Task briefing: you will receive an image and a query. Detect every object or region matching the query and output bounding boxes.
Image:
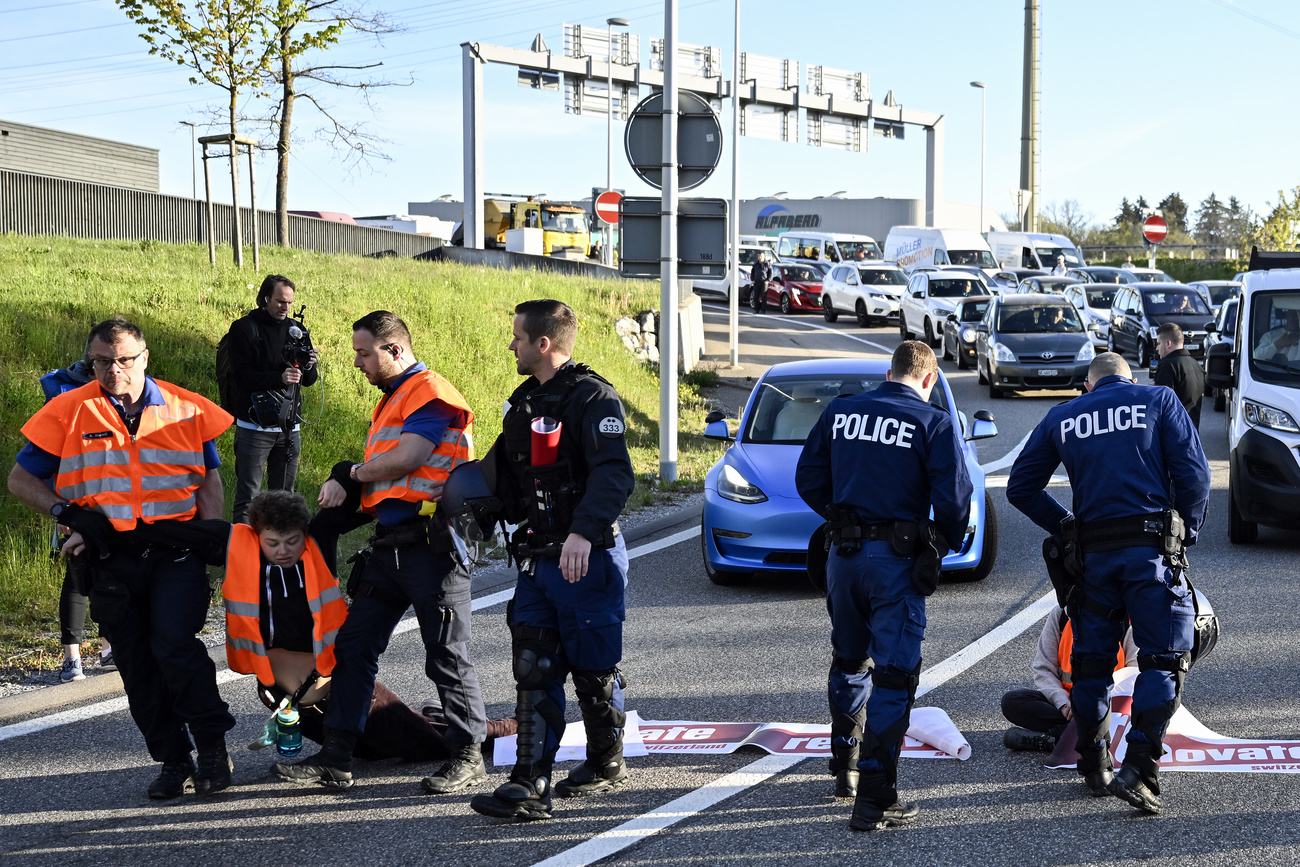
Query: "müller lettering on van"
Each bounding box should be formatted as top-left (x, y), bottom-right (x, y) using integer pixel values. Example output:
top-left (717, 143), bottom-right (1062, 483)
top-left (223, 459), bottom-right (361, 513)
top-left (1204, 251), bottom-right (1300, 543)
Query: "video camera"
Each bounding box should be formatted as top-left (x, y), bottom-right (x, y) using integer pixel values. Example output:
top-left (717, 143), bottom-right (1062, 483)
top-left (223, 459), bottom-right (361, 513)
top-left (284, 305), bottom-right (314, 369)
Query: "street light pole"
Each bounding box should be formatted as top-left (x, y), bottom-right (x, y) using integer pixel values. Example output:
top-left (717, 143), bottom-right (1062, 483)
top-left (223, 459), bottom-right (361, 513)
top-left (606, 16), bottom-right (630, 268)
top-left (179, 120), bottom-right (197, 199)
top-left (729, 0), bottom-right (740, 367)
top-left (970, 82), bottom-right (985, 235)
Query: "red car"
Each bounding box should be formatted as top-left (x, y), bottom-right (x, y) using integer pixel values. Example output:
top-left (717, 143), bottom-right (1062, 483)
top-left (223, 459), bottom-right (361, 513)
top-left (761, 263), bottom-right (826, 314)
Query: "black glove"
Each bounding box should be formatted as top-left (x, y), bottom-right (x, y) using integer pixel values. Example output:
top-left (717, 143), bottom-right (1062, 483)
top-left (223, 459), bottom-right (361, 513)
top-left (58, 504), bottom-right (117, 554)
top-left (329, 460), bottom-right (364, 501)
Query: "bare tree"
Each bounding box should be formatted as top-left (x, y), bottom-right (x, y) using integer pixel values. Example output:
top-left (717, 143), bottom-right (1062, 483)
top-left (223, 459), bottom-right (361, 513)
top-left (260, 0), bottom-right (406, 245)
top-left (1039, 199), bottom-right (1093, 241)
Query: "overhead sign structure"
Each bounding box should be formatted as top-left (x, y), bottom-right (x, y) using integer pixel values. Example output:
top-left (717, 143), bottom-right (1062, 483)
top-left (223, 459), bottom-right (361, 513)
top-left (624, 90), bottom-right (723, 191)
top-left (1142, 214), bottom-right (1168, 245)
top-left (595, 190), bottom-right (622, 225)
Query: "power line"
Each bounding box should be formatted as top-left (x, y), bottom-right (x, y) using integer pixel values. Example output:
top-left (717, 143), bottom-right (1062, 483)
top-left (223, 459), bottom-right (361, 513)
top-left (1205, 0), bottom-right (1300, 41)
top-left (0, 0), bottom-right (102, 14)
top-left (0, 20), bottom-right (130, 44)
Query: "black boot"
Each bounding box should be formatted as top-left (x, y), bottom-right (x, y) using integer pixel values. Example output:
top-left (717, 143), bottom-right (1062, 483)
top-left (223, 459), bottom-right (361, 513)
top-left (557, 669), bottom-right (628, 798)
top-left (471, 773), bottom-right (553, 821)
top-left (1075, 737), bottom-right (1116, 798)
top-left (828, 689), bottom-right (866, 800)
top-left (147, 758), bottom-right (196, 800)
top-left (471, 684), bottom-right (561, 820)
top-left (193, 736), bottom-right (233, 795)
top-left (421, 743), bottom-right (488, 794)
top-left (848, 770), bottom-right (919, 832)
top-left (1003, 727), bottom-right (1057, 753)
top-left (1109, 741), bottom-right (1163, 814)
top-left (272, 727), bottom-right (357, 790)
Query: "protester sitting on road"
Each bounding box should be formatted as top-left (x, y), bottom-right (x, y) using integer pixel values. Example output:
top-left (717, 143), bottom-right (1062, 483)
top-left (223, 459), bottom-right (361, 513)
top-left (226, 490), bottom-right (516, 766)
top-left (1001, 604), bottom-right (1137, 752)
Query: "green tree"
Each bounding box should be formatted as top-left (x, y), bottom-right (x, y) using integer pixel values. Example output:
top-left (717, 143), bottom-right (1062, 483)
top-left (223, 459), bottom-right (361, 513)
top-left (1193, 192), bottom-right (1226, 245)
top-left (1246, 185), bottom-right (1300, 252)
top-left (1157, 192), bottom-right (1189, 234)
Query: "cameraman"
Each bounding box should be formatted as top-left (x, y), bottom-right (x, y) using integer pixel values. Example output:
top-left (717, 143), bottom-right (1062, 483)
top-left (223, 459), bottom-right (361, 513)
top-left (227, 275), bottom-right (318, 524)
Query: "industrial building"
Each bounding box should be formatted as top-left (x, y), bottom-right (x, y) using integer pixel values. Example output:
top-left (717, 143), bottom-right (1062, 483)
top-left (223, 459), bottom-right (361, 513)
top-left (0, 119), bottom-right (159, 192)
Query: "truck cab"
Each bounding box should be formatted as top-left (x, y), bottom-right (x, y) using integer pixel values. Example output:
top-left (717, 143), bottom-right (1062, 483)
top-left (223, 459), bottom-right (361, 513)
top-left (1206, 253), bottom-right (1300, 542)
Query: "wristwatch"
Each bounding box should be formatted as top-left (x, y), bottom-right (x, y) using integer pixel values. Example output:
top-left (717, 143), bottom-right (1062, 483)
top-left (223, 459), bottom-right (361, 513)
top-left (350, 463), bottom-right (362, 482)
top-left (50, 501), bottom-right (73, 520)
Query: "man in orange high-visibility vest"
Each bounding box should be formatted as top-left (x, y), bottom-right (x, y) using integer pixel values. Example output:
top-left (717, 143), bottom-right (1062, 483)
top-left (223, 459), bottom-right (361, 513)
top-left (272, 310), bottom-right (487, 793)
top-left (8, 318), bottom-right (234, 801)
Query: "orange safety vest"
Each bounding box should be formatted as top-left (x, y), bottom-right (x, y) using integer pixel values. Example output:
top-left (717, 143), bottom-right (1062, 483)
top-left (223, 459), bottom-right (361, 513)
top-left (360, 369), bottom-right (474, 513)
top-left (222, 524), bottom-right (347, 686)
top-left (22, 379), bottom-right (232, 531)
top-left (1057, 619), bottom-right (1127, 692)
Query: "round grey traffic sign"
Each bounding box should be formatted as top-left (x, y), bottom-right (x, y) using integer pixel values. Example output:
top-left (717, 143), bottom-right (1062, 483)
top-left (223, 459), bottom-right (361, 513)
top-left (624, 90), bottom-right (722, 191)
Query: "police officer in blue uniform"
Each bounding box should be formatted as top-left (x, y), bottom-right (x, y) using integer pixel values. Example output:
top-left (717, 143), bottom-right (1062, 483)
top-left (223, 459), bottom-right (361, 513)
top-left (1007, 352), bottom-right (1209, 813)
top-left (797, 341), bottom-right (972, 832)
top-left (470, 299), bottom-right (635, 822)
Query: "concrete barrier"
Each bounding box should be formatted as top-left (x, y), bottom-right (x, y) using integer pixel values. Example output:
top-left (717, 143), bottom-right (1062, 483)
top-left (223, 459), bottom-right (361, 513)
top-left (418, 245), bottom-right (626, 280)
top-left (679, 288), bottom-right (705, 373)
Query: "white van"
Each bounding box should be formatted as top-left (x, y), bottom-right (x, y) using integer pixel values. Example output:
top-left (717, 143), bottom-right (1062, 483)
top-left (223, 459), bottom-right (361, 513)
top-left (883, 227), bottom-right (998, 277)
top-left (986, 231), bottom-right (1084, 272)
top-left (1205, 252), bottom-right (1300, 543)
top-left (774, 231), bottom-right (883, 268)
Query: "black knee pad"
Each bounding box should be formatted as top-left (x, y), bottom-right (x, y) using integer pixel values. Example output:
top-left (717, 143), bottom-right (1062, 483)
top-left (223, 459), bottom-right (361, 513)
top-left (572, 668), bottom-right (621, 703)
top-left (871, 666), bottom-right (920, 694)
top-left (832, 655), bottom-right (872, 676)
top-left (1137, 652), bottom-right (1191, 675)
top-left (513, 626), bottom-right (565, 690)
top-left (1071, 652), bottom-right (1118, 681)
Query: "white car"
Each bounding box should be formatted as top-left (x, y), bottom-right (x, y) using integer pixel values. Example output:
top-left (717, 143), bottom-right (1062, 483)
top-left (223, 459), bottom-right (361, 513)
top-left (1060, 282), bottom-right (1118, 349)
top-left (821, 263), bottom-right (908, 326)
top-left (899, 270), bottom-right (991, 347)
top-left (1126, 267), bottom-right (1175, 283)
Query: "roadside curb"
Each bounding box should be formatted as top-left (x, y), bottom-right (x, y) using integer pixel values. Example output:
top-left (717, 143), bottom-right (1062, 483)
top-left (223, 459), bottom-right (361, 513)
top-left (0, 501), bottom-right (705, 727)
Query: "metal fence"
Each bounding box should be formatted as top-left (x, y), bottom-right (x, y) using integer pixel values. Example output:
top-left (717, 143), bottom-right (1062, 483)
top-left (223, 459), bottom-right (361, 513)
top-left (0, 168), bottom-right (442, 258)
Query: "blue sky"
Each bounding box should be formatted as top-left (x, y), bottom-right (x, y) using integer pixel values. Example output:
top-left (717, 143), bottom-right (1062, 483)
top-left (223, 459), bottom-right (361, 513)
top-left (2, 0), bottom-right (1298, 228)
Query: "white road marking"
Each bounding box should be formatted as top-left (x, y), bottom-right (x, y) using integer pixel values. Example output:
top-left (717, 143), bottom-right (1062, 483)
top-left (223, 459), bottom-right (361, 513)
top-left (700, 302), bottom-right (895, 355)
top-left (527, 590), bottom-right (1056, 867)
top-left (979, 429), bottom-right (1034, 474)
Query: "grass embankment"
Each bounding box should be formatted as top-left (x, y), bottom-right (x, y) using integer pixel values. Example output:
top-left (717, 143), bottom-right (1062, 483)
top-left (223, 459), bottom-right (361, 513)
top-left (0, 234), bottom-right (724, 673)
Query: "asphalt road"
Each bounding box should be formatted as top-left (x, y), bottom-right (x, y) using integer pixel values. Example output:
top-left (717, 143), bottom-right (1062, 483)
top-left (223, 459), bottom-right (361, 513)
top-left (3, 303), bottom-right (1300, 866)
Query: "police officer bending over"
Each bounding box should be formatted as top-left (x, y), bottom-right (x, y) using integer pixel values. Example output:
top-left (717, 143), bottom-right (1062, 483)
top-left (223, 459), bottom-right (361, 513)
top-left (470, 299), bottom-right (635, 822)
top-left (273, 311), bottom-right (489, 793)
top-left (796, 341), bottom-right (972, 832)
top-left (1007, 352), bottom-right (1209, 813)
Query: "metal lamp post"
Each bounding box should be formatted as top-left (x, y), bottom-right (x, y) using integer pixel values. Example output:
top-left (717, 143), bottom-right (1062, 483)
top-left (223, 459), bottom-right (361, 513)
top-left (179, 120), bottom-right (197, 199)
top-left (606, 16), bottom-right (630, 267)
top-left (970, 81), bottom-right (985, 234)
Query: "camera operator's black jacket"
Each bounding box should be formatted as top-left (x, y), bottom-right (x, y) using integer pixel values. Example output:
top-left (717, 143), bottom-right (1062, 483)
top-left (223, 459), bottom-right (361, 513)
top-left (226, 308), bottom-right (318, 426)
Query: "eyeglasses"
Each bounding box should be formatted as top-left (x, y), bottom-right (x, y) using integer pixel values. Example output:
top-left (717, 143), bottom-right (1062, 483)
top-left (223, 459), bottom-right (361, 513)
top-left (89, 351), bottom-right (146, 371)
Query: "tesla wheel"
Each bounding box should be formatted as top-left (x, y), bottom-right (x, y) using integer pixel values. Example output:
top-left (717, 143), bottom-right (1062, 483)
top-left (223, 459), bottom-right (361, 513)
top-left (780, 293), bottom-right (792, 315)
top-left (702, 527), bottom-right (752, 586)
top-left (1214, 388), bottom-right (1226, 412)
top-left (1137, 339), bottom-right (1151, 369)
top-left (947, 492), bottom-right (999, 582)
top-left (942, 335), bottom-right (953, 361)
top-left (856, 300), bottom-right (870, 328)
top-left (823, 298), bottom-right (839, 323)
top-left (1227, 483), bottom-right (1258, 544)
top-left (924, 318), bottom-right (939, 348)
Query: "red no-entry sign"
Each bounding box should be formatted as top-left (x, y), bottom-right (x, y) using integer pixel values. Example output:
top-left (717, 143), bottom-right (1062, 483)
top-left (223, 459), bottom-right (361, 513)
top-left (595, 190), bottom-right (622, 225)
top-left (1142, 214), bottom-right (1168, 244)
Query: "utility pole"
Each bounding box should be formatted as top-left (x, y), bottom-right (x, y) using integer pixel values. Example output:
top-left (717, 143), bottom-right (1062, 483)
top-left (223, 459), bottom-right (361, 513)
top-left (660, 0), bottom-right (679, 483)
top-left (970, 82), bottom-right (985, 235)
top-left (1020, 0), bottom-right (1039, 232)
top-left (606, 17), bottom-right (629, 268)
top-left (729, 0), bottom-right (740, 366)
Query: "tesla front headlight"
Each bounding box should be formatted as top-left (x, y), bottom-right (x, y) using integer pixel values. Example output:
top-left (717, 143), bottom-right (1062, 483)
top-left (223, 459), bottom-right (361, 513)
top-left (992, 341), bottom-right (1016, 362)
top-left (718, 464), bottom-right (768, 503)
top-left (1243, 399), bottom-right (1300, 434)
top-left (1076, 341), bottom-right (1095, 361)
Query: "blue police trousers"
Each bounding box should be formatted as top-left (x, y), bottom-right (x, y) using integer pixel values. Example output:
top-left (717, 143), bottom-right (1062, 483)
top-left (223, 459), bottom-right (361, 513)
top-left (1071, 547), bottom-right (1195, 754)
top-left (825, 540), bottom-right (925, 772)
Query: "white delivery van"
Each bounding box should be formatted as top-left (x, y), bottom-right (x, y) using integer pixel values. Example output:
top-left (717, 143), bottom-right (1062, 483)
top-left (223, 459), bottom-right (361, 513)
top-left (1205, 250), bottom-right (1300, 543)
top-left (883, 227), bottom-right (998, 277)
top-left (986, 232), bottom-right (1084, 271)
top-left (774, 231), bottom-right (883, 268)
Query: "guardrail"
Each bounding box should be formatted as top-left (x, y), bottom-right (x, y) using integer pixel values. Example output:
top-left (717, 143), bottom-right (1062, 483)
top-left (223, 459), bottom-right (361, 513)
top-left (0, 168), bottom-right (441, 258)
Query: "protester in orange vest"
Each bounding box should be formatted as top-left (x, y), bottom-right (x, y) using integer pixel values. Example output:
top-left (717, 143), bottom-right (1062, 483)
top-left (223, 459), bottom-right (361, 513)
top-left (1001, 604), bottom-right (1137, 753)
top-left (226, 490), bottom-right (515, 762)
top-left (273, 310), bottom-right (488, 793)
top-left (7, 318), bottom-right (235, 801)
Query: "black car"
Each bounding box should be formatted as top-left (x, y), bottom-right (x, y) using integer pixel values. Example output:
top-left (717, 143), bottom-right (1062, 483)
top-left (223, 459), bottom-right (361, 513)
top-left (941, 296), bottom-right (993, 369)
top-left (1107, 283), bottom-right (1215, 369)
top-left (1065, 266), bottom-right (1139, 285)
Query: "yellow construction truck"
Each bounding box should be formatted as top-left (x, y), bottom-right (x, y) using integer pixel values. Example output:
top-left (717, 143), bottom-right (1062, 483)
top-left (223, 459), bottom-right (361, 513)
top-left (484, 195), bottom-right (592, 258)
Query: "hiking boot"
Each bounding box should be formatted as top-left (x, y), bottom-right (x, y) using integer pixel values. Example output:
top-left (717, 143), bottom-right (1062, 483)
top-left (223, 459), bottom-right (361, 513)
top-left (420, 744), bottom-right (487, 795)
top-left (555, 756), bottom-right (628, 798)
top-left (60, 658), bottom-right (85, 683)
top-left (833, 770), bottom-right (859, 799)
top-left (1003, 727), bottom-right (1056, 752)
top-left (1083, 768), bottom-right (1115, 798)
top-left (1109, 764), bottom-right (1162, 814)
top-left (272, 728), bottom-right (356, 790)
top-left (470, 775), bottom-right (553, 822)
top-left (194, 741), bottom-right (233, 795)
top-left (419, 698), bottom-right (446, 724)
top-left (147, 759), bottom-right (196, 800)
top-left (848, 798), bottom-right (920, 832)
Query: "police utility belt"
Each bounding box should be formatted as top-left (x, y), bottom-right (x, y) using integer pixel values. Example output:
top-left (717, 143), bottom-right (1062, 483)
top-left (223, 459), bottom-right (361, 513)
top-left (824, 505), bottom-right (947, 596)
top-left (1042, 509), bottom-right (1188, 622)
top-left (344, 515), bottom-right (454, 604)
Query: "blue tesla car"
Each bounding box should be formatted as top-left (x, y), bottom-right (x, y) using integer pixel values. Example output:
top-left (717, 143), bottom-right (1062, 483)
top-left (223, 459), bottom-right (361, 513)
top-left (701, 357), bottom-right (999, 585)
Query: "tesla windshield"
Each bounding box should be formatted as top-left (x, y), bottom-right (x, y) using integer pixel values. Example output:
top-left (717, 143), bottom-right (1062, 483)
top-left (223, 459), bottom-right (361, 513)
top-left (743, 374), bottom-right (948, 444)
